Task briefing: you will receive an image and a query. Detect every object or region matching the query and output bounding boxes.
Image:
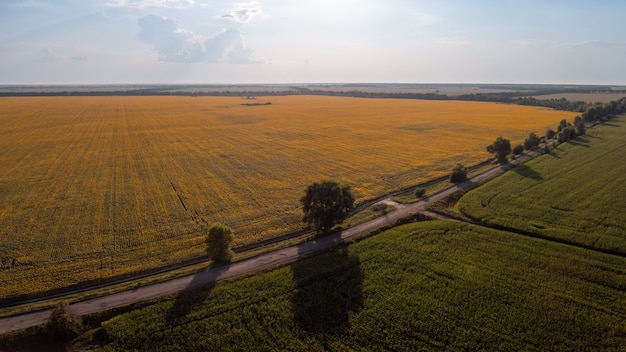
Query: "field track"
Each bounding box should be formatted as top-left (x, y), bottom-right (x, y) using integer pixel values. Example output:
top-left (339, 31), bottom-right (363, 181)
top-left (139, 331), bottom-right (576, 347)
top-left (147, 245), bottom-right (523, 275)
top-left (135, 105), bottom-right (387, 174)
top-left (0, 96), bottom-right (577, 297)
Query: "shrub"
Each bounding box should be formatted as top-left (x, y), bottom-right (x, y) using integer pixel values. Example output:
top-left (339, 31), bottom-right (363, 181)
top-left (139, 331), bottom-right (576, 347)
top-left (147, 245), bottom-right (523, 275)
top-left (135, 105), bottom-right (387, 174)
top-left (414, 188), bottom-right (426, 198)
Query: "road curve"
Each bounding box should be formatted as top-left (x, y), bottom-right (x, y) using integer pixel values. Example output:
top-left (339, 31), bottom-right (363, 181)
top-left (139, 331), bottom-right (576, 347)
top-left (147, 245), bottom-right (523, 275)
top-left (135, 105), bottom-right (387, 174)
top-left (0, 151), bottom-right (537, 333)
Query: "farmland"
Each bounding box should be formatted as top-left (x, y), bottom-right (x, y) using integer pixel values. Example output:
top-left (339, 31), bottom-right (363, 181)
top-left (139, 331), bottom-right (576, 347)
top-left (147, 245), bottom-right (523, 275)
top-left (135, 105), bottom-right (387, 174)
top-left (82, 221), bottom-right (626, 351)
top-left (0, 96), bottom-right (577, 297)
top-left (458, 116), bottom-right (626, 255)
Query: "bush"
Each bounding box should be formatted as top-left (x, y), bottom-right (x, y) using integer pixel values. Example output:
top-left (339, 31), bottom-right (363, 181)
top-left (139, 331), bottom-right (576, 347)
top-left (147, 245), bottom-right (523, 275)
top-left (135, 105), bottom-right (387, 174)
top-left (414, 188), bottom-right (426, 198)
top-left (372, 203), bottom-right (389, 212)
top-left (512, 144), bottom-right (524, 155)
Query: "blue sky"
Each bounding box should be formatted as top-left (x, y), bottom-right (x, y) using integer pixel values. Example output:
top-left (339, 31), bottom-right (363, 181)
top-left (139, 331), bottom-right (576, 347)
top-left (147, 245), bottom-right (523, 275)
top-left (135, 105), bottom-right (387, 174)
top-left (1, 0), bottom-right (625, 84)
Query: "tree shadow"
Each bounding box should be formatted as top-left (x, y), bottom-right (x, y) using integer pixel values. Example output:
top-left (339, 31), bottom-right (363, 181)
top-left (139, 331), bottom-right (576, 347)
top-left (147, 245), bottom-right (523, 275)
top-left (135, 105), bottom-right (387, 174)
top-left (546, 150), bottom-right (561, 158)
top-left (291, 235), bottom-right (364, 334)
top-left (573, 136), bottom-right (591, 143)
top-left (512, 164), bottom-right (543, 180)
top-left (568, 139), bottom-right (591, 148)
top-left (165, 264), bottom-right (229, 326)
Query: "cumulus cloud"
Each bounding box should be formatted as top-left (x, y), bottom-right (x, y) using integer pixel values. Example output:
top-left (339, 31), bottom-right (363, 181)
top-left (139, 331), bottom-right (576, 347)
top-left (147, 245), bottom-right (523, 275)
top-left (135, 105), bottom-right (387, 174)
top-left (137, 14), bottom-right (258, 63)
top-left (220, 1), bottom-right (262, 23)
top-left (105, 0), bottom-right (194, 9)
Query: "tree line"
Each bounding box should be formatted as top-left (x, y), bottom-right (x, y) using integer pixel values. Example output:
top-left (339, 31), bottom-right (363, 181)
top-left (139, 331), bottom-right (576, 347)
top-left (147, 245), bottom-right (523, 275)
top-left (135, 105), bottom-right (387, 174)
top-left (485, 97), bottom-right (626, 164)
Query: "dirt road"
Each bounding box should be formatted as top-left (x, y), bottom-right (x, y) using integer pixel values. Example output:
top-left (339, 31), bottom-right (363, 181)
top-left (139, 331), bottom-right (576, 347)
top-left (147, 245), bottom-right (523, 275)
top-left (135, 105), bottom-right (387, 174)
top-left (0, 151), bottom-right (536, 333)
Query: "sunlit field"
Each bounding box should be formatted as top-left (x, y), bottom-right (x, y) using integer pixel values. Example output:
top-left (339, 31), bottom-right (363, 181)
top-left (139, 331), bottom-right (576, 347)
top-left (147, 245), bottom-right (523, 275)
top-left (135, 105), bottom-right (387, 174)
top-left (0, 96), bottom-right (577, 297)
top-left (458, 116), bottom-right (626, 255)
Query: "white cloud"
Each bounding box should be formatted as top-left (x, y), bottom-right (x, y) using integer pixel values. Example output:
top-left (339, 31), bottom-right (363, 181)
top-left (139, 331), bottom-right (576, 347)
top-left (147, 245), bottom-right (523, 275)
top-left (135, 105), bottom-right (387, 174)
top-left (207, 29), bottom-right (258, 64)
top-left (105, 0), bottom-right (195, 9)
top-left (414, 13), bottom-right (440, 27)
top-left (220, 1), bottom-right (262, 23)
top-left (137, 14), bottom-right (259, 63)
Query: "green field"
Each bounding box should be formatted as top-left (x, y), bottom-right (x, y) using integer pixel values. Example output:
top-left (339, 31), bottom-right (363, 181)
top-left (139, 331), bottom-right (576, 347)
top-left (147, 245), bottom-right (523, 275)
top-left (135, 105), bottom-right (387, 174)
top-left (457, 116), bottom-right (626, 255)
top-left (81, 220), bottom-right (626, 351)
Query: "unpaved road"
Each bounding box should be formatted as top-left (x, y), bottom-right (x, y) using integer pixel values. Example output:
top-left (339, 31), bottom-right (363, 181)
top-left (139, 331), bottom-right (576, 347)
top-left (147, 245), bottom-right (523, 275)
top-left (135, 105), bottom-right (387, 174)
top-left (0, 152), bottom-right (535, 333)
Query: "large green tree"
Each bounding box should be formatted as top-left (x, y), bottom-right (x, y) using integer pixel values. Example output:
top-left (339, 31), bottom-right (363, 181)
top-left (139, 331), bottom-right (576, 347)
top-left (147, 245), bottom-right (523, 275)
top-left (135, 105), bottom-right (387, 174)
top-left (487, 136), bottom-right (512, 163)
top-left (300, 180), bottom-right (355, 234)
top-left (206, 222), bottom-right (234, 263)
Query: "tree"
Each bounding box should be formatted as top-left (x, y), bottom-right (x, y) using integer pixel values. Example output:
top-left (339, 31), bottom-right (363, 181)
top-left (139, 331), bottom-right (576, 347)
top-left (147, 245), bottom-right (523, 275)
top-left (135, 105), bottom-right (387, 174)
top-left (557, 126), bottom-right (577, 143)
top-left (512, 144), bottom-right (524, 155)
top-left (300, 180), bottom-right (355, 234)
top-left (573, 116), bottom-right (585, 136)
top-left (46, 301), bottom-right (82, 341)
top-left (206, 222), bottom-right (234, 263)
top-left (545, 129), bottom-right (556, 140)
top-left (449, 163), bottom-right (468, 183)
top-left (582, 106), bottom-right (599, 123)
top-left (486, 136), bottom-right (511, 163)
top-left (523, 132), bottom-right (540, 150)
top-left (414, 187), bottom-right (426, 198)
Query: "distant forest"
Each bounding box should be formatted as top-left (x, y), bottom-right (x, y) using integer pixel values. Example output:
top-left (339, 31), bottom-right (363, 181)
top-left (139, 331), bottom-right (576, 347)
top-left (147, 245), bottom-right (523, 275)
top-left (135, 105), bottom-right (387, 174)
top-left (1, 84), bottom-right (625, 113)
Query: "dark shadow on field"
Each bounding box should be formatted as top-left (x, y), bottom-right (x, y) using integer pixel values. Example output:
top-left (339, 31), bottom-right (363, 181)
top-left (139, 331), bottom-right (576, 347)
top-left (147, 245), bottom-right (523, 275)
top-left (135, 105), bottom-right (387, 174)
top-left (573, 136), bottom-right (591, 143)
top-left (568, 139), bottom-right (591, 148)
top-left (165, 265), bottom-right (228, 326)
top-left (291, 234), bottom-right (364, 334)
top-left (512, 164), bottom-right (543, 180)
top-left (546, 150), bottom-right (561, 158)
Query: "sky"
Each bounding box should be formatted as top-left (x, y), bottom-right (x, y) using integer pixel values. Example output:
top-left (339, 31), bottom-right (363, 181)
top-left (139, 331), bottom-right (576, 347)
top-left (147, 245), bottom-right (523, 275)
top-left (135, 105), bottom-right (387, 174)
top-left (1, 0), bottom-right (625, 85)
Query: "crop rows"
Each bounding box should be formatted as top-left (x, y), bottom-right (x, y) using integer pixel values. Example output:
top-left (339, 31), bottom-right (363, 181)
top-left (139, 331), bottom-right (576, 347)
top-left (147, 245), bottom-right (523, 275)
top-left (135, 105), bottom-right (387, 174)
top-left (458, 116), bottom-right (626, 255)
top-left (96, 221), bottom-right (626, 351)
top-left (0, 96), bottom-right (576, 297)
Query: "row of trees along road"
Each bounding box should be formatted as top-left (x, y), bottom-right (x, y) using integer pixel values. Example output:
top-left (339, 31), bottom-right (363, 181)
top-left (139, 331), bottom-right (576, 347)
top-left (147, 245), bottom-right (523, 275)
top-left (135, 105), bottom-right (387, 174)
top-left (486, 97), bottom-right (626, 164)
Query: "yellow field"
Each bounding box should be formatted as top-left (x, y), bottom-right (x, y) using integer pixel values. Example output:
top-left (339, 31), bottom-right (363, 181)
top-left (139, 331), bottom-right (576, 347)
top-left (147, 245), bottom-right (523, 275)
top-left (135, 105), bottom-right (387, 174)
top-left (0, 96), bottom-right (577, 297)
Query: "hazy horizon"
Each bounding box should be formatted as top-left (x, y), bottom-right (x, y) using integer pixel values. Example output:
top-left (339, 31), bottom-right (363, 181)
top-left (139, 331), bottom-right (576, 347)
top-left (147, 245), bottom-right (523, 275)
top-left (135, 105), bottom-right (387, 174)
top-left (2, 0), bottom-right (625, 85)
